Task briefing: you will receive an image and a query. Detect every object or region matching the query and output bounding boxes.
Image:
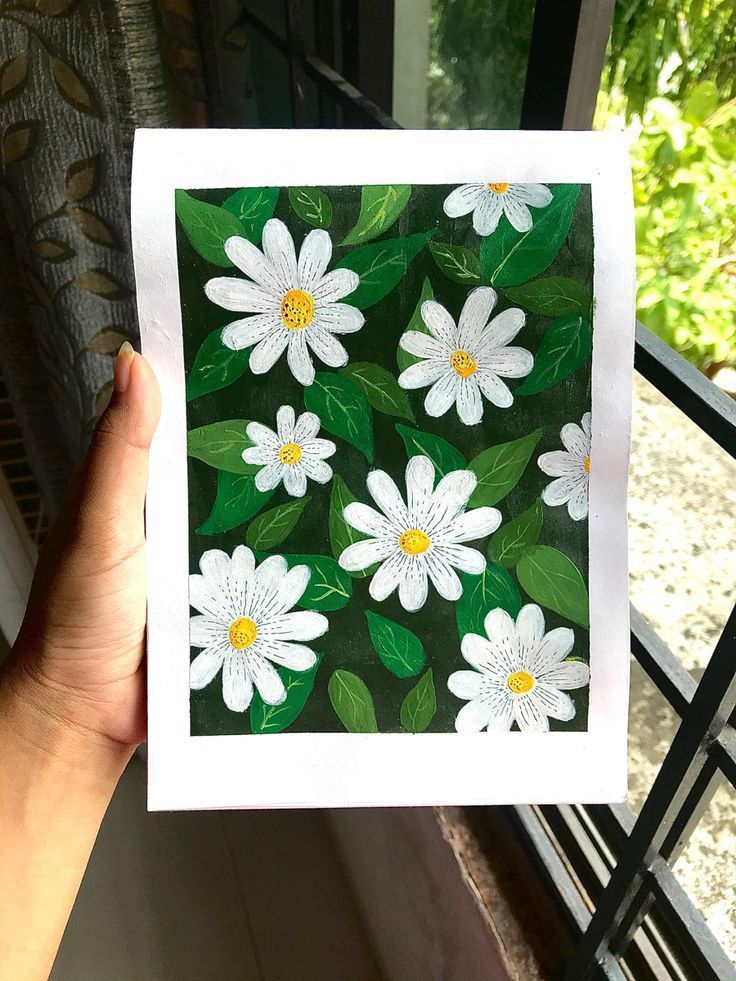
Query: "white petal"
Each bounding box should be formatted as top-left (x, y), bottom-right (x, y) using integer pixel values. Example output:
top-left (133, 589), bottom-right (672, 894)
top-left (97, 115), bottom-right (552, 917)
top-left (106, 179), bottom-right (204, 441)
top-left (426, 470), bottom-right (476, 533)
top-left (455, 698), bottom-right (493, 733)
top-left (406, 455), bottom-right (435, 523)
top-left (307, 325), bottom-right (349, 367)
top-left (533, 685), bottom-right (575, 722)
top-left (221, 314), bottom-right (278, 351)
top-left (561, 421), bottom-right (589, 458)
top-left (514, 183), bottom-right (552, 208)
top-left (442, 507), bottom-right (501, 543)
top-left (516, 604), bottom-right (545, 662)
top-left (399, 330), bottom-right (447, 359)
top-left (399, 360), bottom-right (446, 391)
top-left (301, 438), bottom-right (336, 460)
top-left (339, 538), bottom-right (393, 571)
top-left (483, 607), bottom-right (521, 670)
top-left (343, 502), bottom-right (394, 538)
top-left (437, 544), bottom-right (485, 575)
top-left (456, 377), bottom-right (483, 425)
top-left (276, 564), bottom-right (311, 612)
top-left (314, 302), bottom-right (364, 334)
top-left (366, 470), bottom-right (409, 528)
top-left (513, 694), bottom-right (549, 732)
top-left (486, 696), bottom-right (515, 732)
top-left (249, 330), bottom-right (288, 374)
top-left (230, 545), bottom-right (255, 615)
top-left (262, 218), bottom-right (298, 293)
top-left (541, 660), bottom-right (590, 690)
top-left (424, 371), bottom-right (459, 417)
top-left (443, 183), bottom-right (484, 217)
top-left (476, 369), bottom-right (513, 408)
top-left (461, 631), bottom-right (507, 675)
top-left (224, 236), bottom-right (282, 294)
top-left (190, 643), bottom-right (227, 689)
top-left (312, 268), bottom-right (359, 303)
top-left (249, 654), bottom-right (286, 705)
top-left (502, 197), bottom-right (533, 233)
top-left (538, 450), bottom-right (580, 477)
top-left (421, 300), bottom-right (457, 346)
top-left (264, 610), bottom-right (328, 642)
top-left (542, 475), bottom-right (580, 507)
top-left (425, 552), bottom-right (462, 601)
top-left (482, 347), bottom-right (533, 379)
top-left (252, 555), bottom-right (288, 615)
top-left (447, 670), bottom-right (483, 700)
top-left (246, 421), bottom-right (280, 449)
top-left (298, 228), bottom-right (332, 291)
top-left (199, 548), bottom-right (230, 585)
top-left (275, 405), bottom-right (295, 440)
top-left (205, 277), bottom-right (278, 313)
top-left (293, 411), bottom-right (321, 442)
top-left (529, 627), bottom-right (575, 674)
top-left (398, 560), bottom-right (429, 612)
top-left (478, 308), bottom-right (525, 350)
top-left (458, 287), bottom-right (497, 350)
top-left (473, 193), bottom-right (503, 236)
top-left (262, 640), bottom-right (318, 671)
top-left (242, 446), bottom-right (274, 465)
top-left (581, 411), bottom-right (592, 436)
top-left (222, 651), bottom-right (254, 712)
top-left (190, 615), bottom-right (225, 648)
top-left (287, 332), bottom-right (315, 386)
top-left (283, 464), bottom-right (307, 497)
top-left (254, 461), bottom-right (285, 492)
top-left (300, 457), bottom-right (333, 484)
top-left (567, 479), bottom-right (589, 521)
top-left (368, 552), bottom-right (405, 601)
top-left (189, 574), bottom-right (226, 619)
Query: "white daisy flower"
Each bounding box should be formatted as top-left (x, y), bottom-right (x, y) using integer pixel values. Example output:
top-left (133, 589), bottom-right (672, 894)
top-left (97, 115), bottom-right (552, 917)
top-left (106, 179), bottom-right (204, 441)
top-left (537, 411), bottom-right (591, 521)
top-left (397, 287), bottom-right (533, 425)
top-left (448, 604), bottom-right (589, 733)
top-left (338, 455), bottom-right (501, 612)
top-left (243, 405), bottom-right (336, 498)
top-left (204, 218), bottom-right (364, 386)
top-left (189, 547), bottom-right (328, 712)
top-left (443, 182), bottom-right (552, 236)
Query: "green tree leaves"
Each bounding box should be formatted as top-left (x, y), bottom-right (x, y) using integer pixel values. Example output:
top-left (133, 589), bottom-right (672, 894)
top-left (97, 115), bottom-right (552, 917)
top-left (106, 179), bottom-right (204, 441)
top-left (342, 185), bottom-right (411, 245)
top-left (304, 371), bottom-right (374, 462)
top-left (186, 328), bottom-right (249, 401)
top-left (288, 186), bottom-right (333, 229)
top-left (502, 277), bottom-right (592, 317)
top-left (284, 554), bottom-right (353, 611)
top-left (175, 190), bottom-right (244, 266)
top-left (328, 670), bottom-right (378, 732)
top-left (335, 231), bottom-right (432, 309)
top-left (328, 474), bottom-right (372, 578)
top-left (517, 315), bottom-right (592, 396)
top-left (250, 654), bottom-right (323, 734)
top-left (395, 424), bottom-right (466, 482)
top-left (340, 362), bottom-right (415, 422)
top-left (455, 565), bottom-right (522, 638)
top-left (222, 187), bottom-right (279, 243)
top-left (488, 500), bottom-right (543, 568)
top-left (196, 472), bottom-right (273, 535)
top-left (365, 611), bottom-right (426, 678)
top-left (516, 546), bottom-right (589, 628)
top-left (428, 241), bottom-right (481, 284)
top-left (187, 419), bottom-right (258, 474)
top-left (245, 497), bottom-right (311, 550)
top-left (467, 429), bottom-right (543, 507)
top-left (400, 670), bottom-right (437, 733)
top-left (397, 276), bottom-right (434, 372)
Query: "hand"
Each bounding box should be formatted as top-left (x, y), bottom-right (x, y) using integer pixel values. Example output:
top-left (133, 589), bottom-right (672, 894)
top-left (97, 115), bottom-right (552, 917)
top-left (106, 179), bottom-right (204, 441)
top-left (4, 342), bottom-right (160, 751)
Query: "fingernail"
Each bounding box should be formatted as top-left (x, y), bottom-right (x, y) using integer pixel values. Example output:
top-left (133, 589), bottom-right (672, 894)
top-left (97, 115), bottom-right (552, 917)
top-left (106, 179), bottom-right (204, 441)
top-left (114, 341), bottom-right (136, 394)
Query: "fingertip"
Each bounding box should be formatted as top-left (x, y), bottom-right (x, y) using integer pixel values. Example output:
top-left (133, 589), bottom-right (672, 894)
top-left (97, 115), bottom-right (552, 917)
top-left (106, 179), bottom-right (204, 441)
top-left (119, 349), bottom-right (161, 448)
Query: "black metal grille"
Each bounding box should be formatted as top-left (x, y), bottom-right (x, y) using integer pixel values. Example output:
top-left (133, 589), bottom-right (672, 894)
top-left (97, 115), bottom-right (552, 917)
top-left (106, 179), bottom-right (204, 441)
top-left (227, 3), bottom-right (736, 976)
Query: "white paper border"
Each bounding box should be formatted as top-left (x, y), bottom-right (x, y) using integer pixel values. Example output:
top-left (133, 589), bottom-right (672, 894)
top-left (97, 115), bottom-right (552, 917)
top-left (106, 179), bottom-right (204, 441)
top-left (131, 129), bottom-right (635, 811)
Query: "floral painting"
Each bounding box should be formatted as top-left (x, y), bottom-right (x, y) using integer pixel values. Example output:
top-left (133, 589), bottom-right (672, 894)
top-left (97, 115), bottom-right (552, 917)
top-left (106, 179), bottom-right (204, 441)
top-left (176, 180), bottom-right (594, 736)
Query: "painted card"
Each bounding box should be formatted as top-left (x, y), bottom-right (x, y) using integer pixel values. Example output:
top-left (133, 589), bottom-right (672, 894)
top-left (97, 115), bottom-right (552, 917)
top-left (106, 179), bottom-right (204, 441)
top-left (132, 130), bottom-right (635, 811)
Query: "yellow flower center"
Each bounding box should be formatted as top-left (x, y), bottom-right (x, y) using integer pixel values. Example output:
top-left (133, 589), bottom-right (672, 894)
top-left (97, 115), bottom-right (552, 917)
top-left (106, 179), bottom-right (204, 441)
top-left (279, 442), bottom-right (303, 465)
top-left (398, 528), bottom-right (430, 555)
top-left (280, 288), bottom-right (315, 331)
top-left (228, 616), bottom-right (258, 650)
top-left (584, 455), bottom-right (591, 474)
top-left (450, 349), bottom-right (477, 378)
top-left (507, 670), bottom-right (535, 695)
top-left (487, 182), bottom-right (510, 194)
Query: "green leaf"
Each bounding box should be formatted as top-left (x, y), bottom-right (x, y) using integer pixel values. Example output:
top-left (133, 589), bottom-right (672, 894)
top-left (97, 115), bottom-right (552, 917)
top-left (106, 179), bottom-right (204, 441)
top-left (186, 328), bottom-right (250, 401)
top-left (480, 184), bottom-right (580, 287)
top-left (365, 611), bottom-right (426, 678)
top-left (196, 472), bottom-right (273, 535)
top-left (175, 189), bottom-right (245, 266)
top-left (488, 500), bottom-right (543, 568)
top-left (516, 545), bottom-right (589, 628)
top-left (468, 429), bottom-right (543, 507)
top-left (395, 424), bottom-right (466, 484)
top-left (328, 670), bottom-right (378, 733)
top-left (339, 362), bottom-right (415, 422)
top-left (397, 276), bottom-right (434, 372)
top-left (501, 277), bottom-right (592, 317)
top-left (336, 231), bottom-right (432, 309)
top-left (400, 669), bottom-right (436, 733)
top-left (328, 475), bottom-right (374, 579)
top-left (341, 184), bottom-right (411, 245)
top-left (187, 419), bottom-right (259, 474)
top-left (455, 565), bottom-right (522, 638)
top-left (517, 315), bottom-right (592, 396)
top-left (288, 186), bottom-right (333, 229)
top-left (304, 371), bottom-right (374, 462)
top-left (250, 653), bottom-right (323, 734)
top-left (428, 241), bottom-right (481, 284)
top-left (282, 553), bottom-right (353, 611)
top-left (245, 496), bottom-right (311, 551)
top-left (222, 186), bottom-right (279, 244)
top-left (683, 81), bottom-right (718, 126)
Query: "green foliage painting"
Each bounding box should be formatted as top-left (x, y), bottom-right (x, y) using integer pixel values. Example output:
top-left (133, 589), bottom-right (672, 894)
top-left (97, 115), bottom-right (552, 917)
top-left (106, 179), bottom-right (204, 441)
top-left (178, 181), bottom-right (594, 736)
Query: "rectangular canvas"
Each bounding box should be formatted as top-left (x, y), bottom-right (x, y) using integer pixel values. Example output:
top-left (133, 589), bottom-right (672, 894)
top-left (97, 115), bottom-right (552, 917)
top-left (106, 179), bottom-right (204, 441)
top-left (132, 129), bottom-right (635, 811)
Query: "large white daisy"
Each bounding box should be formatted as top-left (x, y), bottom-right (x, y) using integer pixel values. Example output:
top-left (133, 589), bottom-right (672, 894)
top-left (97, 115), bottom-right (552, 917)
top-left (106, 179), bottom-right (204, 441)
top-left (443, 182), bottom-right (552, 236)
top-left (243, 405), bottom-right (336, 497)
top-left (338, 455), bottom-right (501, 612)
top-left (189, 547), bottom-right (328, 712)
top-left (538, 412), bottom-right (591, 521)
top-left (448, 604), bottom-right (589, 732)
top-left (397, 288), bottom-right (533, 424)
top-left (204, 218), bottom-right (364, 386)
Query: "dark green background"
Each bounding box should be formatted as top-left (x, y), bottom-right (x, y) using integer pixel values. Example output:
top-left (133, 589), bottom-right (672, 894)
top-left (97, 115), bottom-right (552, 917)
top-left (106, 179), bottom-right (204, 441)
top-left (177, 184), bottom-right (593, 736)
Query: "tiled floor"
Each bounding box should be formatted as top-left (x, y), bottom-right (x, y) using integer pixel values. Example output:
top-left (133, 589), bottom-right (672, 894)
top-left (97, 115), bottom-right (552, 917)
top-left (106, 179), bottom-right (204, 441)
top-left (51, 757), bottom-right (380, 980)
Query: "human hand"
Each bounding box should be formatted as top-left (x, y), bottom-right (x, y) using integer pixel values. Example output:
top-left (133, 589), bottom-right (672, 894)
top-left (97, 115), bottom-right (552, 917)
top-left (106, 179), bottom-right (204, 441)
top-left (3, 343), bottom-right (160, 753)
